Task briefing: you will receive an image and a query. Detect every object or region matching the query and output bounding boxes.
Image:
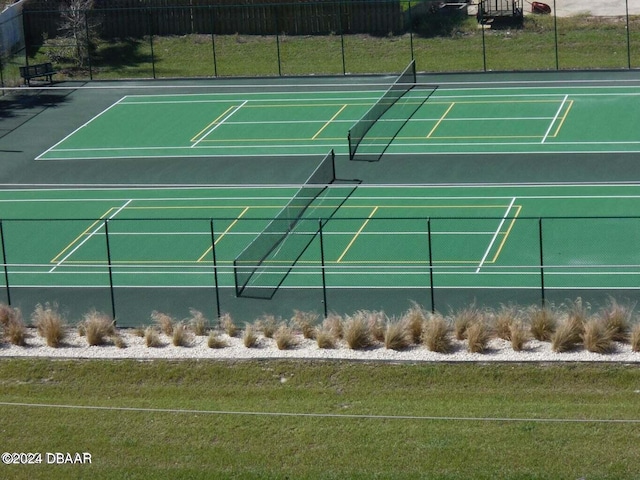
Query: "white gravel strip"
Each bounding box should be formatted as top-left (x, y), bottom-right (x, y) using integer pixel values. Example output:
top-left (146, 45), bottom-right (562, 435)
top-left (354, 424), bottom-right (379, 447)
top-left (2, 328), bottom-right (639, 362)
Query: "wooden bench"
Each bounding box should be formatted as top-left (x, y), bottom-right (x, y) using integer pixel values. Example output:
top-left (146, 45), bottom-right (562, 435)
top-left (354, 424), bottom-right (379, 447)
top-left (19, 62), bottom-right (58, 86)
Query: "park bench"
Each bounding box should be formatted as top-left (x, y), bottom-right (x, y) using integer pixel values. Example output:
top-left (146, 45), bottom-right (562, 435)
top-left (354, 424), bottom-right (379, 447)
top-left (19, 62), bottom-right (58, 86)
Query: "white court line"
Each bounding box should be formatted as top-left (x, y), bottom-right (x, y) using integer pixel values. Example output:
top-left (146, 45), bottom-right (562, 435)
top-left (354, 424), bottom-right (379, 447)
top-left (191, 100), bottom-right (248, 148)
top-left (0, 402), bottom-right (638, 424)
top-left (541, 94), bottom-right (568, 143)
top-left (35, 97), bottom-right (127, 160)
top-left (475, 197), bottom-right (516, 274)
top-left (48, 200), bottom-right (132, 273)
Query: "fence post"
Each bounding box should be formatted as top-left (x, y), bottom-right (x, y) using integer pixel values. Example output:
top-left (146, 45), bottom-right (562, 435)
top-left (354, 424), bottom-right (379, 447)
top-left (209, 219), bottom-right (221, 320)
top-left (104, 220), bottom-right (117, 322)
top-left (339, 0), bottom-right (346, 75)
top-left (408, 0), bottom-right (414, 62)
top-left (85, 12), bottom-right (93, 80)
top-left (538, 218), bottom-right (546, 307)
top-left (210, 6), bottom-right (218, 77)
top-left (319, 219), bottom-right (328, 317)
top-left (481, 17), bottom-right (487, 72)
top-left (553, 0), bottom-right (559, 70)
top-left (0, 220), bottom-right (11, 306)
top-left (275, 5), bottom-right (282, 76)
top-left (148, 9), bottom-right (156, 79)
top-left (626, 0), bottom-right (631, 69)
top-left (427, 218), bottom-right (435, 313)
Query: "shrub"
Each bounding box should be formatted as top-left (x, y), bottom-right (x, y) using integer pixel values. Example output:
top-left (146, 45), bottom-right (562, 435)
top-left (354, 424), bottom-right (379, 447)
top-left (151, 310), bottom-right (174, 336)
top-left (551, 314), bottom-right (584, 353)
top-left (0, 303), bottom-right (15, 327)
top-left (631, 323), bottom-right (640, 352)
top-left (528, 305), bottom-right (557, 341)
top-left (421, 313), bottom-right (452, 353)
top-left (466, 320), bottom-right (491, 353)
top-left (32, 302), bottom-right (66, 348)
top-left (207, 332), bottom-right (228, 349)
top-left (402, 302), bottom-right (427, 344)
top-left (144, 327), bottom-right (162, 348)
top-left (599, 298), bottom-right (632, 343)
top-left (384, 319), bottom-right (411, 351)
top-left (219, 313), bottom-right (237, 337)
top-left (133, 326), bottom-right (146, 337)
top-left (343, 312), bottom-right (372, 350)
top-left (83, 310), bottom-right (115, 346)
top-left (274, 324), bottom-right (297, 350)
top-left (243, 324), bottom-right (258, 348)
top-left (188, 309), bottom-right (209, 336)
top-left (453, 305), bottom-right (483, 340)
top-left (291, 310), bottom-right (319, 339)
top-left (582, 318), bottom-right (615, 354)
top-left (315, 327), bottom-right (336, 349)
top-left (172, 322), bottom-right (192, 347)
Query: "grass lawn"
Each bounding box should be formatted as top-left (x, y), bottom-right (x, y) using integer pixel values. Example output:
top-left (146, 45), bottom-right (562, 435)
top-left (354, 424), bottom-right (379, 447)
top-left (1, 359), bottom-right (639, 479)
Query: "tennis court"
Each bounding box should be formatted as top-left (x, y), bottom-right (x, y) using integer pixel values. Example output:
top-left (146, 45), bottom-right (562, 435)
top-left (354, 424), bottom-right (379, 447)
top-left (36, 79), bottom-right (640, 160)
top-left (3, 70), bottom-right (640, 323)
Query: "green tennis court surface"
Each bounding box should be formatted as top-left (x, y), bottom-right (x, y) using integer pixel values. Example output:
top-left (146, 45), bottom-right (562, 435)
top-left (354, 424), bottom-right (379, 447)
top-left (36, 85), bottom-right (640, 160)
top-left (2, 184), bottom-right (640, 292)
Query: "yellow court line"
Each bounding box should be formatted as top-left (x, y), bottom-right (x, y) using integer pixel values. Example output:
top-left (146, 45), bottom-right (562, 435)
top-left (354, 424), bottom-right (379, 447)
top-left (197, 206), bottom-right (250, 262)
top-left (551, 100), bottom-right (574, 138)
top-left (489, 205), bottom-right (522, 264)
top-left (312, 104), bottom-right (348, 140)
top-left (427, 103), bottom-right (455, 138)
top-left (190, 106), bottom-right (236, 143)
top-left (50, 208), bottom-right (116, 263)
top-left (337, 206), bottom-right (378, 263)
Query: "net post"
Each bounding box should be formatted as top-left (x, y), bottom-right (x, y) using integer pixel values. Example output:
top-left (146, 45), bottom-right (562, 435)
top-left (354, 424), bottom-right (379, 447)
top-left (539, 217), bottom-right (546, 308)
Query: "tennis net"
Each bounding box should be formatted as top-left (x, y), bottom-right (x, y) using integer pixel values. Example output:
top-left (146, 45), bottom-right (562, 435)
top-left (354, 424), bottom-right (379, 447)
top-left (348, 60), bottom-right (416, 160)
top-left (234, 150), bottom-right (337, 298)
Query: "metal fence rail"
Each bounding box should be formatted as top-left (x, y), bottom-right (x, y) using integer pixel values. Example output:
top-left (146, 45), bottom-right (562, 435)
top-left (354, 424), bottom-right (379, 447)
top-left (0, 215), bottom-right (638, 326)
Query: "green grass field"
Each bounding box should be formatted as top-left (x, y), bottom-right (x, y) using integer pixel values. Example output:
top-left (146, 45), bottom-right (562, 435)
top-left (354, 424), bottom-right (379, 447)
top-left (1, 359), bottom-right (639, 479)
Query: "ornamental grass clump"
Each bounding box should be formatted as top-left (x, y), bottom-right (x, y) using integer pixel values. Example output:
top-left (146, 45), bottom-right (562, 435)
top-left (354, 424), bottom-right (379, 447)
top-left (466, 318), bottom-right (491, 353)
top-left (274, 324), bottom-right (297, 350)
top-left (528, 305), bottom-right (557, 341)
top-left (82, 310), bottom-right (115, 346)
top-left (383, 318), bottom-right (411, 351)
top-left (631, 323), bottom-right (640, 352)
top-left (315, 326), bottom-right (336, 349)
top-left (599, 298), bottom-right (632, 343)
top-left (402, 302), bottom-right (427, 344)
top-left (188, 309), bottom-right (209, 336)
top-left (207, 331), bottom-right (228, 349)
top-left (256, 314), bottom-right (279, 338)
top-left (32, 302), bottom-right (66, 348)
top-left (151, 310), bottom-right (175, 336)
top-left (322, 313), bottom-right (343, 339)
top-left (3, 307), bottom-right (26, 346)
top-left (581, 318), bottom-right (615, 354)
top-left (343, 312), bottom-right (372, 350)
top-left (494, 305), bottom-right (520, 341)
top-left (291, 310), bottom-right (319, 339)
top-left (144, 327), bottom-right (162, 348)
top-left (172, 322), bottom-right (192, 347)
top-left (453, 305), bottom-right (483, 340)
top-left (243, 323), bottom-right (258, 348)
top-left (421, 313), bottom-right (452, 353)
top-left (363, 310), bottom-right (386, 342)
top-left (509, 320), bottom-right (529, 352)
top-left (551, 313), bottom-right (585, 353)
top-left (219, 313), bottom-right (238, 337)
